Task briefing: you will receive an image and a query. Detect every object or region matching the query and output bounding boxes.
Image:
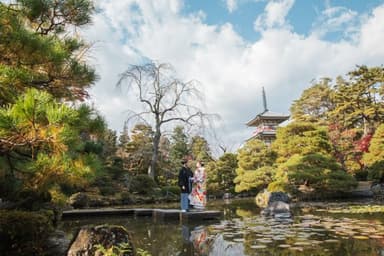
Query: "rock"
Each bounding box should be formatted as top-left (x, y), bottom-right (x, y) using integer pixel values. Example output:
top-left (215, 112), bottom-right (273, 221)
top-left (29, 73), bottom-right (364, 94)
top-left (261, 201), bottom-right (291, 217)
top-left (255, 189), bottom-right (290, 208)
top-left (45, 230), bottom-right (71, 256)
top-left (68, 192), bottom-right (89, 209)
top-left (256, 189), bottom-right (291, 217)
top-left (67, 225), bottom-right (134, 256)
top-left (371, 184), bottom-right (384, 199)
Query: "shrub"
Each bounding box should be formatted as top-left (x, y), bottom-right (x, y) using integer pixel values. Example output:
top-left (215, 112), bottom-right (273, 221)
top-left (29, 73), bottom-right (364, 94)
top-left (119, 191), bottom-right (133, 204)
top-left (0, 210), bottom-right (53, 255)
top-left (129, 175), bottom-right (158, 195)
top-left (161, 185), bottom-right (180, 196)
top-left (367, 161), bottom-right (384, 182)
top-left (207, 182), bottom-right (221, 196)
top-left (99, 186), bottom-right (116, 196)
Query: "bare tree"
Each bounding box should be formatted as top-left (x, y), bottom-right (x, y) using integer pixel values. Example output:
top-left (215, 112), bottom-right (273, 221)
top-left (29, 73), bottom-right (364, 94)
top-left (117, 62), bottom-right (210, 179)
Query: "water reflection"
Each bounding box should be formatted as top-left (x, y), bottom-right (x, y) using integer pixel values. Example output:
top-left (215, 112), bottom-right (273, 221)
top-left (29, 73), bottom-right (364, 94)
top-left (61, 199), bottom-right (384, 256)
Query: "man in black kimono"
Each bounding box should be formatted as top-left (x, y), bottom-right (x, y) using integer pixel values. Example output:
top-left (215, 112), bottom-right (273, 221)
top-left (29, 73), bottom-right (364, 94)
top-left (178, 159), bottom-right (193, 212)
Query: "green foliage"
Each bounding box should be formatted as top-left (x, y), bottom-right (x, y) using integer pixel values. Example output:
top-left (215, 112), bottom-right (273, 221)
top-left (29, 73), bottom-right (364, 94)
top-left (272, 122), bottom-right (333, 163)
top-left (290, 78), bottom-right (334, 123)
top-left (18, 0), bottom-right (94, 34)
top-left (190, 135), bottom-right (212, 162)
top-left (363, 124), bottom-right (384, 170)
top-left (237, 139), bottom-right (276, 172)
top-left (0, 1), bottom-right (96, 105)
top-left (207, 153), bottom-right (238, 193)
top-left (329, 66), bottom-right (384, 132)
top-left (366, 161), bottom-right (384, 182)
top-left (234, 139), bottom-right (276, 193)
top-left (0, 89), bottom-right (105, 202)
top-left (289, 66), bottom-right (384, 177)
top-left (160, 185), bottom-right (180, 195)
top-left (234, 166), bottom-right (276, 193)
top-left (271, 153), bottom-right (356, 194)
top-left (136, 248), bottom-right (152, 256)
top-left (124, 124), bottom-right (153, 174)
top-left (0, 210), bottom-right (53, 254)
top-left (95, 242), bottom-right (134, 256)
top-left (129, 174), bottom-right (158, 195)
top-left (169, 126), bottom-right (189, 163)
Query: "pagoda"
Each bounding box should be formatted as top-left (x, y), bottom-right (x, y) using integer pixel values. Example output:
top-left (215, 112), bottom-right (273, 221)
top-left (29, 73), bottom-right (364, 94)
top-left (246, 87), bottom-right (290, 145)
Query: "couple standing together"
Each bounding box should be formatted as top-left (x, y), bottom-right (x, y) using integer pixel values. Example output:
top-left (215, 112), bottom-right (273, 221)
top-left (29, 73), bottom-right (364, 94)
top-left (178, 160), bottom-right (206, 212)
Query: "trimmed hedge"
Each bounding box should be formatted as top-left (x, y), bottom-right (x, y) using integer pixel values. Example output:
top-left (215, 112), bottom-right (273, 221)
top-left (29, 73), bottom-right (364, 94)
top-left (0, 210), bottom-right (53, 255)
top-left (129, 175), bottom-right (158, 195)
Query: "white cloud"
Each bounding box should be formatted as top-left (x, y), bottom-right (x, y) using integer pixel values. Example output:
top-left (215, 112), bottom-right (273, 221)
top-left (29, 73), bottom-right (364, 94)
top-left (82, 0), bottom-right (384, 152)
top-left (311, 6), bottom-right (359, 39)
top-left (254, 0), bottom-right (295, 31)
top-left (359, 5), bottom-right (384, 58)
top-left (226, 0), bottom-right (238, 13)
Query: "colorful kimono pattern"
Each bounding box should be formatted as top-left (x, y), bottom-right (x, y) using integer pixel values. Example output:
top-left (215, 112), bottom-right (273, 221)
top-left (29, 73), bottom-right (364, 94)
top-left (190, 226), bottom-right (211, 255)
top-left (189, 167), bottom-right (207, 208)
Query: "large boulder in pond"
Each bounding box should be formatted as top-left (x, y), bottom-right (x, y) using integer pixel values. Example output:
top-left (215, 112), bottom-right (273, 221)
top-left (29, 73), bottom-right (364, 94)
top-left (261, 201), bottom-right (291, 218)
top-left (256, 189), bottom-right (291, 218)
top-left (255, 189), bottom-right (290, 208)
top-left (68, 192), bottom-right (89, 209)
top-left (371, 184), bottom-right (384, 199)
top-left (67, 225), bottom-right (134, 256)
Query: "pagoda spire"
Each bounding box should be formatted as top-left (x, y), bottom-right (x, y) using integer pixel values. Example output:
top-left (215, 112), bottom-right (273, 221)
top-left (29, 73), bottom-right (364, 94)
top-left (262, 86), bottom-right (268, 112)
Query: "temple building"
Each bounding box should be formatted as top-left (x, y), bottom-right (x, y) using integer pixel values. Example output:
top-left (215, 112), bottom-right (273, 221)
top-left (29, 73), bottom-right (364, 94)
top-left (246, 87), bottom-right (290, 145)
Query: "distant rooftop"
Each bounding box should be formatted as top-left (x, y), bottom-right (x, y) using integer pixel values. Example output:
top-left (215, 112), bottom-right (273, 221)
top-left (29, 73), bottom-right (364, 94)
top-left (246, 110), bottom-right (290, 126)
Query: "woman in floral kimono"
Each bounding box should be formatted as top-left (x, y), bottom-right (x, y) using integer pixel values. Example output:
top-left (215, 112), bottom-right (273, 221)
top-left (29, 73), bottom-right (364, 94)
top-left (189, 161), bottom-right (207, 209)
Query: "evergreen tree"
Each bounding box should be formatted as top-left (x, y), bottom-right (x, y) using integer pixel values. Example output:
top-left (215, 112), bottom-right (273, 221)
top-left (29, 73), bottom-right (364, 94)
top-left (234, 139), bottom-right (277, 193)
top-left (269, 153), bottom-right (357, 194)
top-left (268, 121), bottom-right (356, 194)
top-left (329, 66), bottom-right (384, 134)
top-left (169, 126), bottom-right (189, 164)
top-left (0, 89), bottom-right (100, 198)
top-left (272, 122), bottom-right (333, 163)
top-left (125, 124), bottom-right (153, 175)
top-left (290, 78), bottom-right (334, 123)
top-left (190, 135), bottom-right (212, 162)
top-left (207, 153), bottom-right (238, 193)
top-left (363, 124), bottom-right (384, 181)
top-left (0, 1), bottom-right (96, 105)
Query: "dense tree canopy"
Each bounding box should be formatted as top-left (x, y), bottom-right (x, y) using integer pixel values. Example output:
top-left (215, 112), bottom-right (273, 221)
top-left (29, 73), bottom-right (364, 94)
top-left (291, 66), bottom-right (384, 178)
top-left (363, 124), bottom-right (384, 181)
top-left (272, 122), bottom-right (333, 163)
top-left (207, 153), bottom-right (238, 194)
top-left (190, 135), bottom-right (212, 162)
top-left (0, 89), bottom-right (102, 198)
top-left (290, 78), bottom-right (334, 123)
top-left (0, 1), bottom-right (96, 105)
top-left (329, 66), bottom-right (384, 134)
top-left (269, 153), bottom-right (357, 194)
top-left (169, 126), bottom-right (189, 165)
top-left (124, 124), bottom-right (153, 175)
top-left (234, 139), bottom-right (276, 193)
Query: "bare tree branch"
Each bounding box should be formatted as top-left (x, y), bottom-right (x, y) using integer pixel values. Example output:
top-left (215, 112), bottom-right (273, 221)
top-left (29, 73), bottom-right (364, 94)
top-left (117, 61), bottom-right (218, 179)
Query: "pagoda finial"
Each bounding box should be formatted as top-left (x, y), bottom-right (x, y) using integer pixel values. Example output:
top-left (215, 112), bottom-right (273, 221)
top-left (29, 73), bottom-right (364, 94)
top-left (262, 86), bottom-right (268, 111)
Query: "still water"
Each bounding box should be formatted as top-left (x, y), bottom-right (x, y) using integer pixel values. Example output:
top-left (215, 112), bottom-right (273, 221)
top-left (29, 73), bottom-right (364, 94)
top-left (61, 199), bottom-right (384, 255)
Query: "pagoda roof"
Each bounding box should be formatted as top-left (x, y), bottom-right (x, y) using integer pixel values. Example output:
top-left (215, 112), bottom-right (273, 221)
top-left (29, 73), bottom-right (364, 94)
top-left (246, 110), bottom-right (290, 126)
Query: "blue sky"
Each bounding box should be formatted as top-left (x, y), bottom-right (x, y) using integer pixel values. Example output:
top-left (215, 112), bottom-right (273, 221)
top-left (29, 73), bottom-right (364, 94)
top-left (83, 0), bottom-right (384, 153)
top-left (183, 0), bottom-right (383, 41)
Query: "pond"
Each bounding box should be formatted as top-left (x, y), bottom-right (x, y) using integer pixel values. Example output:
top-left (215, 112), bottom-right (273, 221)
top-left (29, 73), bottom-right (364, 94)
top-left (61, 199), bottom-right (384, 255)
